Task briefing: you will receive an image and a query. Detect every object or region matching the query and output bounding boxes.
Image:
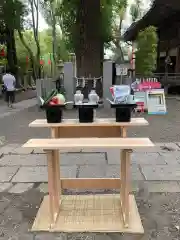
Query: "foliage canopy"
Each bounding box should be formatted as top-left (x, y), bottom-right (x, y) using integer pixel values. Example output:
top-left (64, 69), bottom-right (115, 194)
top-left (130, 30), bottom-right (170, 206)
top-left (59, 0), bottom-right (114, 50)
top-left (135, 26), bottom-right (158, 76)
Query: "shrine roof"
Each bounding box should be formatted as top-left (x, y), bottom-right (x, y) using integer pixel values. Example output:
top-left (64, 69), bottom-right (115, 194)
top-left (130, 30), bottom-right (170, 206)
top-left (123, 0), bottom-right (180, 41)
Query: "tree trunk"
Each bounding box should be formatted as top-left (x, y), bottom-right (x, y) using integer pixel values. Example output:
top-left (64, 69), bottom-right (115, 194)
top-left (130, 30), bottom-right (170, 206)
top-left (30, 0), bottom-right (41, 78)
top-left (18, 30), bottom-right (36, 77)
top-left (50, 1), bottom-right (57, 70)
top-left (6, 27), bottom-right (20, 87)
top-left (36, 39), bottom-right (41, 78)
top-left (75, 0), bottom-right (102, 78)
top-left (52, 15), bottom-right (57, 76)
top-left (18, 30), bottom-right (37, 80)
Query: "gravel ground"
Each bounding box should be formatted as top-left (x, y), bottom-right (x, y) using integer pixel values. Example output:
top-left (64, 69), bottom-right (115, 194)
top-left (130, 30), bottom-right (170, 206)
top-left (136, 191), bottom-right (180, 240)
top-left (0, 188), bottom-right (180, 239)
top-left (0, 98), bottom-right (179, 144)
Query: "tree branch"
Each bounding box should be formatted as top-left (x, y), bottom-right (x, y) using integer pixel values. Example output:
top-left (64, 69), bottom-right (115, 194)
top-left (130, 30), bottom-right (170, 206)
top-left (35, 0), bottom-right (39, 37)
top-left (17, 29), bottom-right (37, 79)
top-left (29, 0), bottom-right (36, 41)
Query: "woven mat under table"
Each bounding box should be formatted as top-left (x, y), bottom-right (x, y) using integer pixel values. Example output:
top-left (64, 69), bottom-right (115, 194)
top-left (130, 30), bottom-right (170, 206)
top-left (32, 194), bottom-right (144, 233)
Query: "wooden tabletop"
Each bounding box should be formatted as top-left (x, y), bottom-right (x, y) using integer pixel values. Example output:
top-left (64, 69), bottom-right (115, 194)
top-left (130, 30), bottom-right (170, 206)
top-left (29, 118), bottom-right (148, 128)
top-left (23, 137), bottom-right (154, 149)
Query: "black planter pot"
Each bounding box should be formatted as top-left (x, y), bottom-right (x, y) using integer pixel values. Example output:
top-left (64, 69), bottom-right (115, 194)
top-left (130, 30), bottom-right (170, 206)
top-left (74, 104), bottom-right (98, 123)
top-left (43, 105), bottom-right (64, 123)
top-left (115, 107), bottom-right (131, 122)
top-left (111, 104), bottom-right (137, 122)
top-left (79, 107), bottom-right (93, 123)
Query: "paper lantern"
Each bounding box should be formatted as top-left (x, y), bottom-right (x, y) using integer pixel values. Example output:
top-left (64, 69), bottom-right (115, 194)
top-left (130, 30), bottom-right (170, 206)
top-left (40, 60), bottom-right (44, 65)
top-left (0, 48), bottom-right (5, 57)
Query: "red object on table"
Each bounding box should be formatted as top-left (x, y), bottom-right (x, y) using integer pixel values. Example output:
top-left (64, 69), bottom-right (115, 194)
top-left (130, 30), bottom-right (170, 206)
top-left (49, 101), bottom-right (56, 105)
top-left (51, 97), bottom-right (59, 104)
top-left (110, 86), bottom-right (114, 96)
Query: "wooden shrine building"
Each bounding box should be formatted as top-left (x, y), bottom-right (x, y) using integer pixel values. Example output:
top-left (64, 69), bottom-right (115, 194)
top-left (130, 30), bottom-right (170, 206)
top-left (124, 0), bottom-right (180, 75)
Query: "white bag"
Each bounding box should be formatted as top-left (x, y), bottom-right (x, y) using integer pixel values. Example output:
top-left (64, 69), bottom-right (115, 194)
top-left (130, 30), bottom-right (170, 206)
top-left (113, 85), bottom-right (131, 104)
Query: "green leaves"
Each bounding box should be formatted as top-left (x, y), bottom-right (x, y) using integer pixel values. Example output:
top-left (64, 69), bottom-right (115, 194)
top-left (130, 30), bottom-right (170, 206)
top-left (130, 0), bottom-right (141, 22)
top-left (15, 28), bottom-right (69, 73)
top-left (0, 0), bottom-right (26, 30)
top-left (135, 26), bottom-right (158, 76)
top-left (58, 0), bottom-right (114, 50)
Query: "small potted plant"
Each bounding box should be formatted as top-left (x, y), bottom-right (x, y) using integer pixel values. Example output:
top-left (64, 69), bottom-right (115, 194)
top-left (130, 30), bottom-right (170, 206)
top-left (40, 89), bottom-right (66, 123)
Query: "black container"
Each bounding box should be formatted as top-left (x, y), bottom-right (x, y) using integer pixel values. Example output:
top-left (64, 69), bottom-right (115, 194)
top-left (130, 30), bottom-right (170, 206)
top-left (79, 107), bottom-right (93, 123)
top-left (75, 104), bottom-right (98, 123)
top-left (111, 104), bottom-right (137, 122)
top-left (44, 105), bottom-right (63, 123)
top-left (115, 107), bottom-right (131, 122)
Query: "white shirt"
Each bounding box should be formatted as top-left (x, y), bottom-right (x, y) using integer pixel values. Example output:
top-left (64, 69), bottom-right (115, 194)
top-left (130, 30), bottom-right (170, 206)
top-left (2, 74), bottom-right (16, 91)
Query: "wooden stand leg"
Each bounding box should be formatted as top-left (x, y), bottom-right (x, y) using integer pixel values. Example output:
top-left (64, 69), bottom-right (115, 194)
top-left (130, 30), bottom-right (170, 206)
top-left (120, 149), bottom-right (131, 228)
top-left (121, 127), bottom-right (127, 138)
top-left (120, 149), bottom-right (125, 220)
top-left (51, 127), bottom-right (61, 210)
top-left (53, 150), bottom-right (61, 213)
top-left (46, 150), bottom-right (59, 227)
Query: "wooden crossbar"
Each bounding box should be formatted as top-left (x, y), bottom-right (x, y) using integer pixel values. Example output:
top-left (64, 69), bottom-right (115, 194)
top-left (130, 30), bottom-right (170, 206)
top-left (61, 178), bottom-right (121, 189)
top-left (23, 137), bottom-right (154, 149)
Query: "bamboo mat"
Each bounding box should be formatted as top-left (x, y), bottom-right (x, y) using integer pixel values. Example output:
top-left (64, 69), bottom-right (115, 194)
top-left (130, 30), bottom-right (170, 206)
top-left (32, 194), bottom-right (144, 233)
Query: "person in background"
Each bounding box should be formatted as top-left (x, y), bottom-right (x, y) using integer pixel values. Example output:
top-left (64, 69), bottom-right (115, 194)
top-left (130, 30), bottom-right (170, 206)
top-left (2, 68), bottom-right (16, 108)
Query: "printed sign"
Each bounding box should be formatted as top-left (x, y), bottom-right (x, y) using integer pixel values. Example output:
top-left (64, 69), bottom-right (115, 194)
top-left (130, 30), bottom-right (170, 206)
top-left (116, 65), bottom-right (127, 76)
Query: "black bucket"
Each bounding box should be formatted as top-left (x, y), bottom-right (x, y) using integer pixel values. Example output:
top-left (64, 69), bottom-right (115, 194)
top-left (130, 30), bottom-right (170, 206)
top-left (45, 105), bottom-right (63, 123)
top-left (78, 107), bottom-right (94, 123)
top-left (115, 107), bottom-right (131, 122)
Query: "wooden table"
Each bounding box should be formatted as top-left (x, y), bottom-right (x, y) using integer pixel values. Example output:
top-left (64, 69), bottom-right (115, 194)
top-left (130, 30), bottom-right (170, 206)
top-left (24, 118), bottom-right (151, 233)
top-left (29, 118), bottom-right (148, 138)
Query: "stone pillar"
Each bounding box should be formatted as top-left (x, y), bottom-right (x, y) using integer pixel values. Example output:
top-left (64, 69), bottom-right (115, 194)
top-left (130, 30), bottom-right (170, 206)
top-left (64, 62), bottom-right (74, 101)
top-left (103, 61), bottom-right (113, 109)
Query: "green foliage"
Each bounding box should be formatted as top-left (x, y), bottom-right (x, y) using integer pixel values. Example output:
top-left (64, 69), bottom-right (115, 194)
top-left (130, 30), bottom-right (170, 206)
top-left (101, 0), bottom-right (114, 43)
top-left (112, 0), bottom-right (128, 14)
top-left (57, 0), bottom-right (78, 51)
top-left (59, 0), bottom-right (114, 50)
top-left (135, 26), bottom-right (157, 76)
top-left (0, 0), bottom-right (27, 75)
top-left (39, 28), bottom-right (69, 62)
top-left (15, 29), bottom-right (69, 74)
top-left (110, 0), bottom-right (129, 61)
top-left (0, 0), bottom-right (26, 31)
top-left (15, 30), bottom-right (36, 72)
top-left (130, 0), bottom-right (141, 22)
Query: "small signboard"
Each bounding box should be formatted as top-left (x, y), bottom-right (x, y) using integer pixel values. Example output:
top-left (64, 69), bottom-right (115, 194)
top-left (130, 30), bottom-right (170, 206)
top-left (147, 89), bottom-right (167, 115)
top-left (116, 64), bottom-right (127, 76)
